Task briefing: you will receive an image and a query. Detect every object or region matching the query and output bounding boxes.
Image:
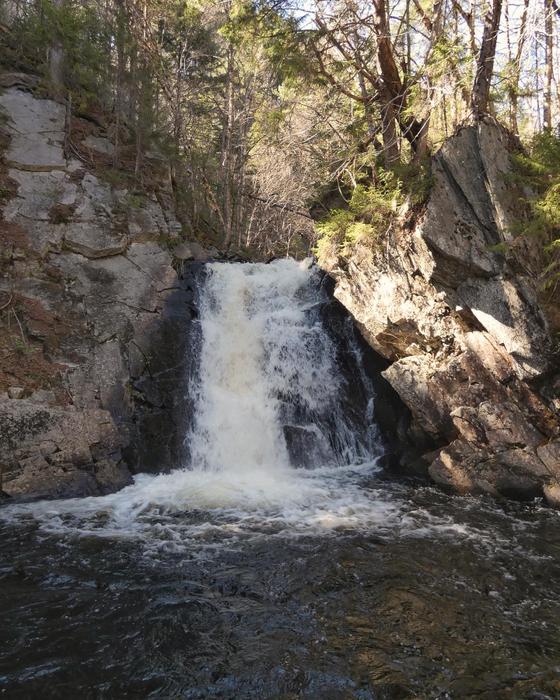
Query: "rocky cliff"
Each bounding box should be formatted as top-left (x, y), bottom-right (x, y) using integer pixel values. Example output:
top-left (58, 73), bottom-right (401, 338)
top-left (0, 79), bottom-right (206, 499)
top-left (3, 82), bottom-right (559, 506)
top-left (321, 119), bottom-right (560, 504)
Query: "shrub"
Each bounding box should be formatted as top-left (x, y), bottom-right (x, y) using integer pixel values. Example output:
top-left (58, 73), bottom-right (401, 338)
top-left (314, 161), bottom-right (431, 262)
top-left (512, 130), bottom-right (560, 288)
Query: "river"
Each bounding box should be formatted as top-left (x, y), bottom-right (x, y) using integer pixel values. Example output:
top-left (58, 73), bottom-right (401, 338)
top-left (1, 259), bottom-right (559, 698)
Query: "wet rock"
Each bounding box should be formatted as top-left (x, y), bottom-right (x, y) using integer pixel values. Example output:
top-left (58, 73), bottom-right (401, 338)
top-left (428, 440), bottom-right (479, 493)
top-left (93, 459), bottom-right (132, 494)
top-left (283, 424), bottom-right (331, 468)
top-left (543, 481), bottom-right (560, 508)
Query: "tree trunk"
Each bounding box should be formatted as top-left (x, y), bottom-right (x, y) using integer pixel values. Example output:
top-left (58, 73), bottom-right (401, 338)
top-left (372, 0), bottom-right (428, 161)
top-left (113, 0), bottom-right (127, 167)
top-left (506, 0), bottom-right (529, 134)
top-left (544, 0), bottom-right (554, 129)
top-left (471, 0), bottom-right (503, 116)
top-left (380, 100), bottom-right (401, 166)
top-left (372, 0), bottom-right (403, 164)
top-left (222, 40), bottom-right (235, 250)
top-left (135, 0), bottom-right (150, 181)
top-left (49, 0), bottom-right (65, 97)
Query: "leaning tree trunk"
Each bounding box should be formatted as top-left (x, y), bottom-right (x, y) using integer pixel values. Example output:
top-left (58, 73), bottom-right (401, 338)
top-left (373, 0), bottom-right (403, 164)
top-left (372, 0), bottom-right (428, 161)
top-left (471, 0), bottom-right (503, 116)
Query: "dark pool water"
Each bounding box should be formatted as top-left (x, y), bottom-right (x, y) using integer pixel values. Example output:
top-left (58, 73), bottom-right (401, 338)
top-left (1, 479), bottom-right (560, 699)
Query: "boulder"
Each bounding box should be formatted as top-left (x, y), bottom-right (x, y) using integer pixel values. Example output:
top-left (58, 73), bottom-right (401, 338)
top-left (544, 481), bottom-right (560, 508)
top-left (0, 400), bottom-right (131, 498)
top-left (429, 441), bottom-right (546, 500)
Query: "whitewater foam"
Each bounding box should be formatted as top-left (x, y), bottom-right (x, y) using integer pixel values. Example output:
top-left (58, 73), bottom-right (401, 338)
top-left (0, 259), bottom-right (499, 554)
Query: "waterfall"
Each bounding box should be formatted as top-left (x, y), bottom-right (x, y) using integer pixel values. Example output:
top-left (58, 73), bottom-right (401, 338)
top-left (187, 258), bottom-right (378, 474)
top-left (1, 259), bottom-right (398, 548)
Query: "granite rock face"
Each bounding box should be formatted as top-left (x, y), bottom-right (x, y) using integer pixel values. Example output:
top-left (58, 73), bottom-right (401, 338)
top-left (0, 401), bottom-right (131, 498)
top-left (321, 119), bottom-right (560, 504)
top-left (0, 85), bottom-right (199, 499)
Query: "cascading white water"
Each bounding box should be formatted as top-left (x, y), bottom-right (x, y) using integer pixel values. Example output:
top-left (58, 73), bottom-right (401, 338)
top-left (187, 258), bottom-right (367, 475)
top-left (188, 261), bottom-right (294, 474)
top-left (2, 258), bottom-right (421, 550)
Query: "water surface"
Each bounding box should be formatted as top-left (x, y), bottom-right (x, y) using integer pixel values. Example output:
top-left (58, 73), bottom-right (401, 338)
top-left (2, 474), bottom-right (560, 699)
top-left (2, 259), bottom-right (559, 698)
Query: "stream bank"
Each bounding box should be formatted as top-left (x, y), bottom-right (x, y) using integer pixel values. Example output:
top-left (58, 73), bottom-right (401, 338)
top-left (1, 81), bottom-right (559, 505)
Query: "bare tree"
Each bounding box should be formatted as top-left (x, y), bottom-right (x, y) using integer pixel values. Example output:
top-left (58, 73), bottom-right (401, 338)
top-left (544, 0), bottom-right (554, 129)
top-left (49, 0), bottom-right (65, 97)
top-left (471, 0), bottom-right (503, 116)
top-left (505, 0), bottom-right (529, 134)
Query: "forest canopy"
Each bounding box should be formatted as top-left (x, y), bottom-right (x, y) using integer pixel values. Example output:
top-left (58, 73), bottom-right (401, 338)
top-left (0, 0), bottom-right (559, 259)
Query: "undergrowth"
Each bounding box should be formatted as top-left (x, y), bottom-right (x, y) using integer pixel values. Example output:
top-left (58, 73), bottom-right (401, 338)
top-left (511, 130), bottom-right (560, 292)
top-left (315, 160), bottom-right (432, 262)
